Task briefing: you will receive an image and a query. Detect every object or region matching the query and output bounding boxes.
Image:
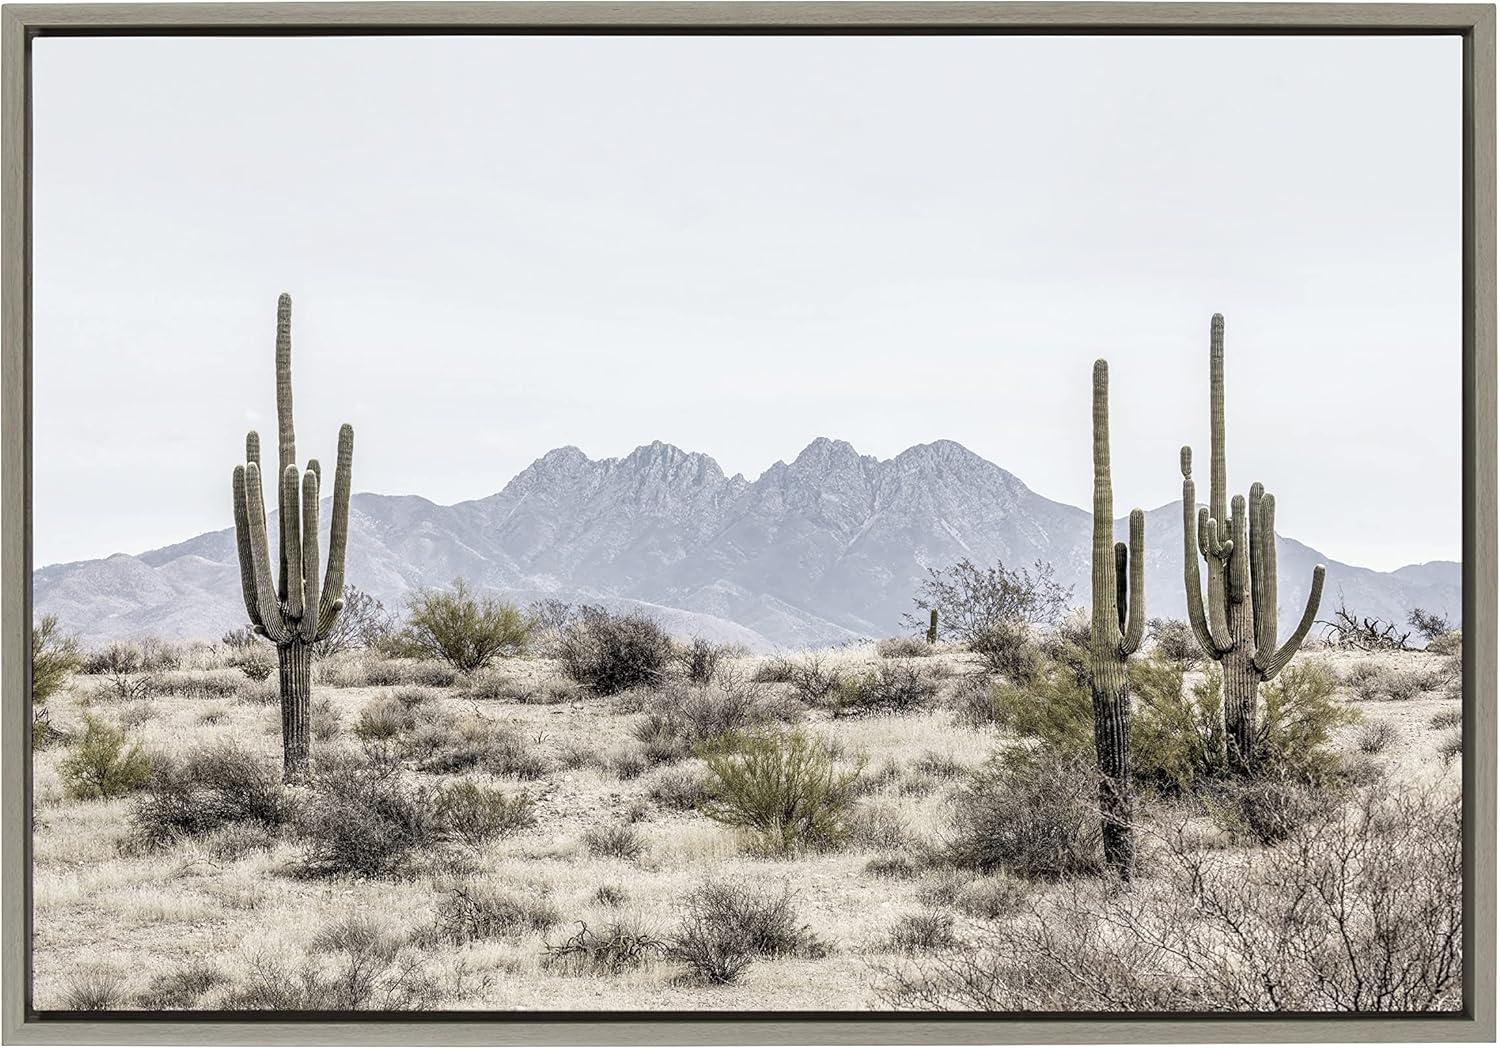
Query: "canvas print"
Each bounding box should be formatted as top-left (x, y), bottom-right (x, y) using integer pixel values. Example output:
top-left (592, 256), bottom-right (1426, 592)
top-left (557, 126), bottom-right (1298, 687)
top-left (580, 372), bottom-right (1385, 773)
top-left (28, 33), bottom-right (1463, 1013)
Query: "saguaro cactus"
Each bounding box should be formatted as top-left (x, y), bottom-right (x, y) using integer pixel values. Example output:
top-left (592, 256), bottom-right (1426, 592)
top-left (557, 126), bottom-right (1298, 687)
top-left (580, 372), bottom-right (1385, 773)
top-left (231, 294), bottom-right (353, 780)
top-left (1181, 314), bottom-right (1324, 771)
top-left (1089, 360), bottom-right (1145, 881)
top-left (927, 609), bottom-right (939, 645)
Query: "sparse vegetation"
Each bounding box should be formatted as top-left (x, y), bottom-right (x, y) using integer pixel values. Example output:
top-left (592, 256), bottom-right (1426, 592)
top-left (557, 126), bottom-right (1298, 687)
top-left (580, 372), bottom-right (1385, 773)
top-left (32, 615), bottom-right (82, 706)
top-left (394, 579), bottom-right (532, 671)
top-left (701, 730), bottom-right (861, 854)
top-left (59, 717), bottom-right (153, 801)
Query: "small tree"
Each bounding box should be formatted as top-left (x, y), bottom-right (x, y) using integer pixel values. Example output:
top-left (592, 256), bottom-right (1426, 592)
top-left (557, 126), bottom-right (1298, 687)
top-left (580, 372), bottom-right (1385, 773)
top-left (32, 615), bottom-right (81, 706)
top-left (59, 717), bottom-right (153, 800)
top-left (903, 558), bottom-right (1071, 645)
top-left (314, 585), bottom-right (394, 657)
top-left (398, 579), bottom-right (532, 672)
top-left (1408, 607), bottom-right (1454, 646)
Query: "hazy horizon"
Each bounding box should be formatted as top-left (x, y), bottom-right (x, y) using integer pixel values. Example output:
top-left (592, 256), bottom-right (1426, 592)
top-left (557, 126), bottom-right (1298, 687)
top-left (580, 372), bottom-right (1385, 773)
top-left (32, 34), bottom-right (1462, 572)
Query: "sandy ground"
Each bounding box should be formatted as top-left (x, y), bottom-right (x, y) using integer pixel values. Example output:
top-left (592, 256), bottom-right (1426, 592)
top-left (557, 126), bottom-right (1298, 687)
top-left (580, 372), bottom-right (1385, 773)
top-left (28, 641), bottom-right (1461, 1012)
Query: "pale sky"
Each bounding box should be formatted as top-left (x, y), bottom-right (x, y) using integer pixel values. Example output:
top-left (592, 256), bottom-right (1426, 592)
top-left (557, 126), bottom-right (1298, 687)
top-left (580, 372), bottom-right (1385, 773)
top-left (32, 33), bottom-right (1461, 571)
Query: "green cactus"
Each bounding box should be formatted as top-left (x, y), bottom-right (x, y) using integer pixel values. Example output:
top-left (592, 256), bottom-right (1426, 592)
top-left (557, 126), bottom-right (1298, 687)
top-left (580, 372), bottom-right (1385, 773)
top-left (1181, 314), bottom-right (1325, 771)
top-left (926, 608), bottom-right (939, 645)
top-left (1090, 360), bottom-right (1144, 881)
top-left (231, 294), bottom-right (353, 781)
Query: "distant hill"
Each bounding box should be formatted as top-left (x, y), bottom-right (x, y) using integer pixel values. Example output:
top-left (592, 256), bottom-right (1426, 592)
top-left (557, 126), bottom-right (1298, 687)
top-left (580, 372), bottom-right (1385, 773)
top-left (34, 438), bottom-right (1461, 650)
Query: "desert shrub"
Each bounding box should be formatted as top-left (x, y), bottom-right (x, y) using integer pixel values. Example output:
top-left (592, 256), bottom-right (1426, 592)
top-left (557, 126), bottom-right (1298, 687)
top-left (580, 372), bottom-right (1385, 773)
top-left (295, 760), bottom-right (440, 878)
top-left (1206, 772), bottom-right (1339, 845)
top-left (32, 615), bottom-right (81, 706)
top-left (648, 763), bottom-right (714, 811)
top-left (431, 881), bottom-right (559, 944)
top-left (675, 636), bottom-right (731, 683)
top-left (557, 607), bottom-right (672, 695)
top-left (1256, 661), bottom-right (1359, 775)
top-left (826, 663), bottom-right (939, 716)
top-left (845, 803), bottom-right (913, 851)
top-left (700, 730), bottom-right (861, 854)
top-left (866, 853), bottom-right (920, 879)
top-left (459, 670), bottom-right (527, 703)
top-left (309, 697), bottom-right (343, 742)
top-left (410, 718), bottom-right (549, 780)
top-left (632, 676), bottom-right (769, 765)
top-left (970, 619), bottom-right (1043, 682)
top-left (1351, 666), bottom-right (1446, 703)
top-left (885, 910), bottom-right (959, 955)
top-left (234, 679), bottom-right (279, 707)
top-left (353, 695), bottom-right (415, 741)
top-left (783, 655), bottom-right (845, 707)
top-left (31, 709), bottom-right (69, 752)
top-left (876, 636), bottom-right (932, 659)
top-left (119, 701), bottom-right (158, 729)
top-left (128, 741), bottom-right (293, 850)
top-left (133, 961), bottom-right (227, 1009)
top-left (59, 966), bottom-right (127, 1011)
top-left (394, 579), bottom-right (531, 671)
top-left (583, 822), bottom-right (645, 860)
top-left (751, 657), bottom-right (799, 684)
top-left (947, 744), bottom-right (1102, 880)
top-left (82, 641), bottom-right (143, 677)
top-left (1430, 706), bottom-right (1462, 730)
top-left (1427, 630), bottom-right (1463, 657)
top-left (882, 784), bottom-right (1461, 1013)
top-left (355, 659), bottom-right (461, 689)
top-left (1439, 729), bottom-right (1463, 764)
top-left (668, 882), bottom-right (824, 985)
top-left (543, 919), bottom-right (666, 976)
top-left (227, 644), bottom-right (275, 682)
top-left (946, 877), bottom-right (1030, 921)
top-left (225, 917), bottom-right (450, 1010)
top-left (148, 670), bottom-right (244, 700)
top-left (1357, 720), bottom-right (1398, 755)
top-left (434, 781), bottom-right (535, 846)
top-left (609, 748), bottom-right (649, 780)
top-left (1129, 658), bottom-right (1226, 792)
top-left (594, 884), bottom-right (628, 907)
top-left (903, 558), bottom-right (1070, 645)
top-left (988, 660), bottom-right (1092, 750)
top-left (946, 674), bottom-right (1000, 729)
top-left (59, 717), bottom-right (153, 800)
top-left (1147, 617), bottom-right (1200, 667)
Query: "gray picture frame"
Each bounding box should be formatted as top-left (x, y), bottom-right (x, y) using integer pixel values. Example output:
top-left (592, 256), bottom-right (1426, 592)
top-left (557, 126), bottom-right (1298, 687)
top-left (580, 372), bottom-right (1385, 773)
top-left (1, 2), bottom-right (1494, 1042)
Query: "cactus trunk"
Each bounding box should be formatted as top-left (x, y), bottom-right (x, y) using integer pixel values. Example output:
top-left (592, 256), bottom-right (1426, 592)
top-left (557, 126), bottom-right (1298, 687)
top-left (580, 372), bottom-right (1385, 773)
top-left (1181, 315), bottom-right (1325, 774)
top-left (1089, 360), bottom-right (1144, 882)
top-left (277, 637), bottom-right (312, 780)
top-left (230, 294), bottom-right (354, 782)
top-left (927, 609), bottom-right (939, 645)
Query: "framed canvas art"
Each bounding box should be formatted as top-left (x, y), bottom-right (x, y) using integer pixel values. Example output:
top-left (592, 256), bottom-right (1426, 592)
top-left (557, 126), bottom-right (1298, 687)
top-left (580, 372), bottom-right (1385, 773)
top-left (1, 3), bottom-right (1494, 1043)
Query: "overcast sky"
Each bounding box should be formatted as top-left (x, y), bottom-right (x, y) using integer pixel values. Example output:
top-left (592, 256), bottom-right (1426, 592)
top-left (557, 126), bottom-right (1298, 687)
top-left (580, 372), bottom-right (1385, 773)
top-left (32, 33), bottom-right (1460, 572)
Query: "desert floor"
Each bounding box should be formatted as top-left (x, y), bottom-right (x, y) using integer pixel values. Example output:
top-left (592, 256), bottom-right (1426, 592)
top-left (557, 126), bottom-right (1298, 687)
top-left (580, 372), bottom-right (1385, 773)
top-left (29, 640), bottom-right (1461, 1012)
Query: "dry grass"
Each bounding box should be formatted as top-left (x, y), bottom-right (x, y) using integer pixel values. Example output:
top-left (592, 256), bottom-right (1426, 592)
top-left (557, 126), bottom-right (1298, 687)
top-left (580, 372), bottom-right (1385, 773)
top-left (32, 643), bottom-right (1461, 1012)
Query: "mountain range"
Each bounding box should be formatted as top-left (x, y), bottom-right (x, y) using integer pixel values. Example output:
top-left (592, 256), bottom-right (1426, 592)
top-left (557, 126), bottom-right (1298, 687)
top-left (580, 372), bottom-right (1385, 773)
top-left (33, 438), bottom-right (1461, 650)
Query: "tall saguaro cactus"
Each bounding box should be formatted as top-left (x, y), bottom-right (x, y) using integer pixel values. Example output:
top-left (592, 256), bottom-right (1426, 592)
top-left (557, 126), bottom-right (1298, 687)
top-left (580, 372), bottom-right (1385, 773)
top-left (1182, 314), bottom-right (1324, 771)
top-left (231, 294), bottom-right (354, 780)
top-left (1090, 360), bottom-right (1145, 882)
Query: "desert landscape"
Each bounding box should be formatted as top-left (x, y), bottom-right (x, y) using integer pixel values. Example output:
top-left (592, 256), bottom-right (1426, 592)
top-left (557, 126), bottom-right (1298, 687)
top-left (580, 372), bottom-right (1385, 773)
top-left (28, 593), bottom-right (1463, 1013)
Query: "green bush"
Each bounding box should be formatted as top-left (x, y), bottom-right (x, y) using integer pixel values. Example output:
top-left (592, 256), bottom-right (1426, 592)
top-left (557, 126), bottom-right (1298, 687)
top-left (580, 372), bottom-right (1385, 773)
top-left (434, 781), bottom-right (535, 846)
top-left (59, 717), bottom-right (153, 800)
top-left (1130, 657), bottom-right (1226, 792)
top-left (1256, 661), bottom-right (1359, 779)
top-left (395, 579), bottom-right (532, 672)
top-left (32, 615), bottom-right (81, 706)
top-left (700, 731), bottom-right (861, 854)
top-left (988, 659), bottom-right (1092, 750)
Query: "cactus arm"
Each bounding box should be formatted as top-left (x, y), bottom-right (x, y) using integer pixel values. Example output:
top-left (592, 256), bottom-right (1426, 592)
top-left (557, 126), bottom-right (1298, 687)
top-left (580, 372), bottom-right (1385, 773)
top-left (1209, 313), bottom-right (1228, 526)
top-left (299, 466), bottom-right (321, 642)
top-left (281, 465), bottom-right (304, 620)
top-left (1253, 493), bottom-right (1281, 668)
top-left (1181, 450), bottom-right (1220, 656)
top-left (1248, 482), bottom-right (1265, 644)
top-left (1091, 360), bottom-right (1121, 649)
top-left (317, 423), bottom-right (354, 636)
top-left (1114, 542), bottom-right (1128, 632)
top-left (231, 466), bottom-right (263, 628)
top-left (275, 293), bottom-right (296, 601)
top-left (1120, 508), bottom-right (1146, 656)
top-left (243, 463), bottom-right (290, 642)
top-left (1261, 564), bottom-right (1325, 679)
top-left (1227, 494), bottom-right (1248, 604)
top-left (1196, 506), bottom-right (1210, 560)
top-left (1203, 514), bottom-right (1233, 647)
